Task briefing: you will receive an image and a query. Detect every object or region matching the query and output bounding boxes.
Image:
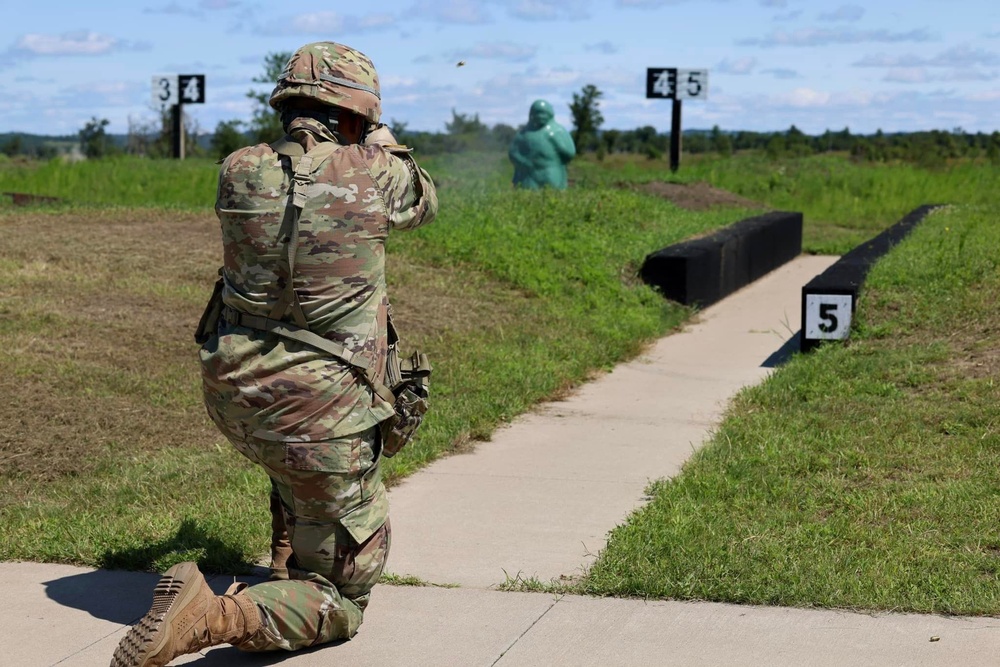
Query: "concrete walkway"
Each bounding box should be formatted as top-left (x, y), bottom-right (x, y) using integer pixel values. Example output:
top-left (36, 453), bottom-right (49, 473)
top-left (8, 254), bottom-right (999, 666)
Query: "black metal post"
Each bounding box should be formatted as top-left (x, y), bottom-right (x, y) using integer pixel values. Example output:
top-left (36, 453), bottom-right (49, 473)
top-left (171, 103), bottom-right (184, 160)
top-left (670, 98), bottom-right (682, 172)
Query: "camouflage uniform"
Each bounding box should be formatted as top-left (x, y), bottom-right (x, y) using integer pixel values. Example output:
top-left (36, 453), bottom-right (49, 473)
top-left (199, 44), bottom-right (437, 652)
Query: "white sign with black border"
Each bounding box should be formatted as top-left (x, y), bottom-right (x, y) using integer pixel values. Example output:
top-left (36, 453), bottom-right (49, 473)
top-left (152, 74), bottom-right (205, 107)
top-left (151, 75), bottom-right (178, 108)
top-left (804, 294), bottom-right (853, 340)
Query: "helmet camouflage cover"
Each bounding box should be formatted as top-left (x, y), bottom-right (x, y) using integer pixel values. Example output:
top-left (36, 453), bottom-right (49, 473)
top-left (269, 42), bottom-right (381, 123)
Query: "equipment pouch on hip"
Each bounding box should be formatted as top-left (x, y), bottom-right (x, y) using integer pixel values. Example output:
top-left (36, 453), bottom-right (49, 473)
top-left (380, 348), bottom-right (431, 458)
top-left (194, 269), bottom-right (225, 345)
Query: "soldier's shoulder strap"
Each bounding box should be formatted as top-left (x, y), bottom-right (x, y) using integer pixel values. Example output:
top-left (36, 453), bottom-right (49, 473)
top-left (267, 138), bottom-right (343, 328)
top-left (269, 135), bottom-right (343, 168)
top-left (269, 135), bottom-right (305, 158)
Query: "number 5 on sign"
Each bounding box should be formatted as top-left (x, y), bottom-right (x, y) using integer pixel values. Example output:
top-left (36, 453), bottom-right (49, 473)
top-left (805, 294), bottom-right (853, 340)
top-left (676, 69), bottom-right (708, 100)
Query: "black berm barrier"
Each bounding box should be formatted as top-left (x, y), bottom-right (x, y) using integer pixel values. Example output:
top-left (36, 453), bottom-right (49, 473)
top-left (801, 204), bottom-right (941, 352)
top-left (639, 211), bottom-right (803, 307)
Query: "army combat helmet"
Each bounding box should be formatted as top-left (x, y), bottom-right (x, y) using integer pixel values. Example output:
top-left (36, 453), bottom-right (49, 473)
top-left (269, 42), bottom-right (381, 124)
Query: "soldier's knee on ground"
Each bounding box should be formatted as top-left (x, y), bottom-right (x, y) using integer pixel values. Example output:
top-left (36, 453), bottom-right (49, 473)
top-left (290, 517), bottom-right (390, 599)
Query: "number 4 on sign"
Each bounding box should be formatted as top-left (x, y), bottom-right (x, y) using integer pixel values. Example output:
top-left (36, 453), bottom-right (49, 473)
top-left (183, 77), bottom-right (200, 103)
top-left (653, 70), bottom-right (674, 97)
top-left (177, 74), bottom-right (206, 104)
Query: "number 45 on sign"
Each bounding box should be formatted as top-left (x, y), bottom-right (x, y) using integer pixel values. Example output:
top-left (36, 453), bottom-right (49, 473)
top-left (646, 68), bottom-right (708, 100)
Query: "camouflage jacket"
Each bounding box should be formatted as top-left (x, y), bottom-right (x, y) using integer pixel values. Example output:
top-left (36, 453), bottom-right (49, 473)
top-left (201, 119), bottom-right (438, 443)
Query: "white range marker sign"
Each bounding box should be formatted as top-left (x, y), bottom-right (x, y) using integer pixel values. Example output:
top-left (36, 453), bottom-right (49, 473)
top-left (804, 294), bottom-right (853, 340)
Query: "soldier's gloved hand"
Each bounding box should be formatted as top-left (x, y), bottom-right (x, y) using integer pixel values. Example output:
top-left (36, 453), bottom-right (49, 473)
top-left (364, 123), bottom-right (399, 146)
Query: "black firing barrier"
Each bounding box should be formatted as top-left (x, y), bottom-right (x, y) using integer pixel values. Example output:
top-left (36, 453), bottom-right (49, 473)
top-left (639, 210), bottom-right (803, 307)
top-left (800, 204), bottom-right (941, 352)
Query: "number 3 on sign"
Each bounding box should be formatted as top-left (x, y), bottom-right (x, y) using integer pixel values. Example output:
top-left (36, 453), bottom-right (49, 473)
top-left (805, 294), bottom-right (853, 340)
top-left (151, 75), bottom-right (178, 107)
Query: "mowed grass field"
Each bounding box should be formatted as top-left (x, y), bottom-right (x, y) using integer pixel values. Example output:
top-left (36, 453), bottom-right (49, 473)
top-left (2, 151), bottom-right (998, 614)
top-left (585, 202), bottom-right (1000, 614)
top-left (0, 151), bottom-right (749, 572)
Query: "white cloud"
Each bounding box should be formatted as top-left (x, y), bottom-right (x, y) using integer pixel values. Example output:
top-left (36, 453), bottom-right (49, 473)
top-left (966, 90), bottom-right (1000, 101)
top-left (739, 27), bottom-right (934, 47)
top-left (759, 0), bottom-right (786, 7)
top-left (929, 45), bottom-right (1000, 68)
top-left (616, 0), bottom-right (698, 7)
top-left (773, 10), bottom-right (802, 21)
top-left (358, 14), bottom-right (397, 30)
top-left (80, 81), bottom-right (133, 94)
top-left (818, 5), bottom-right (865, 23)
top-left (144, 2), bottom-right (199, 16)
top-left (853, 53), bottom-right (925, 67)
top-left (509, 0), bottom-right (589, 21)
top-left (288, 12), bottom-right (345, 33)
top-left (853, 46), bottom-right (999, 84)
top-left (778, 87), bottom-right (831, 107)
top-left (259, 11), bottom-right (397, 35)
top-left (584, 41), bottom-right (618, 54)
top-left (884, 67), bottom-right (997, 84)
top-left (51, 79), bottom-right (148, 112)
top-left (883, 68), bottom-right (928, 84)
top-left (16, 31), bottom-right (119, 56)
top-left (408, 0), bottom-right (492, 24)
top-left (716, 57), bottom-right (757, 75)
top-left (761, 67), bottom-right (800, 79)
top-left (856, 46), bottom-right (1000, 69)
top-left (522, 66), bottom-right (581, 87)
top-left (838, 90), bottom-right (878, 106)
top-left (1, 31), bottom-right (150, 69)
top-left (449, 42), bottom-right (538, 63)
top-left (381, 74), bottom-right (419, 87)
top-left (144, 0), bottom-right (239, 15)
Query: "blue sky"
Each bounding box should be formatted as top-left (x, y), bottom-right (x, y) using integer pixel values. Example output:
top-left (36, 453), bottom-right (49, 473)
top-left (2, 0), bottom-right (998, 137)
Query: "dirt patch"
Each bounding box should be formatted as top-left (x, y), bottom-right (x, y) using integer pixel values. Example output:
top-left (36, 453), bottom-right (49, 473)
top-left (0, 209), bottom-right (220, 485)
top-left (638, 181), bottom-right (762, 211)
top-left (949, 326), bottom-right (1000, 381)
top-left (863, 286), bottom-right (1000, 386)
top-left (0, 208), bottom-right (532, 487)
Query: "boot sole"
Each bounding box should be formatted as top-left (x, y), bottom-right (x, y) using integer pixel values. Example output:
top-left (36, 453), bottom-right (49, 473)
top-left (110, 561), bottom-right (204, 667)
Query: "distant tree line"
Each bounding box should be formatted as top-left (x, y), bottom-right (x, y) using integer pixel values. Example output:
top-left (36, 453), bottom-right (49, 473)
top-left (560, 84), bottom-right (1000, 167)
top-left (4, 65), bottom-right (999, 168)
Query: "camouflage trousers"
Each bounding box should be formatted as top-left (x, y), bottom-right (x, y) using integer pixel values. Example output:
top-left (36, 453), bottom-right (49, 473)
top-left (222, 425), bottom-right (391, 652)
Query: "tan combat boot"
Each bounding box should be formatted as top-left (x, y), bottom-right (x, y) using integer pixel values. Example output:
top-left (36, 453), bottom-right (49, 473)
top-left (110, 561), bottom-right (262, 667)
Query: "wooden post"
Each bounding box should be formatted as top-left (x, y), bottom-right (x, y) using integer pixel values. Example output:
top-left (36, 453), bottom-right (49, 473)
top-left (670, 98), bottom-right (682, 172)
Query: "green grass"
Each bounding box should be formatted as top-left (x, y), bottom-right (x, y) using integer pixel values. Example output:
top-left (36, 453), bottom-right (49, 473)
top-left (380, 164), bottom-right (756, 481)
top-left (584, 203), bottom-right (1000, 614)
top-left (7, 151), bottom-right (996, 256)
top-left (573, 153), bottom-right (1000, 254)
top-left (0, 152), bottom-right (747, 572)
top-left (0, 156), bottom-right (218, 208)
top-left (3, 148), bottom-right (998, 613)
